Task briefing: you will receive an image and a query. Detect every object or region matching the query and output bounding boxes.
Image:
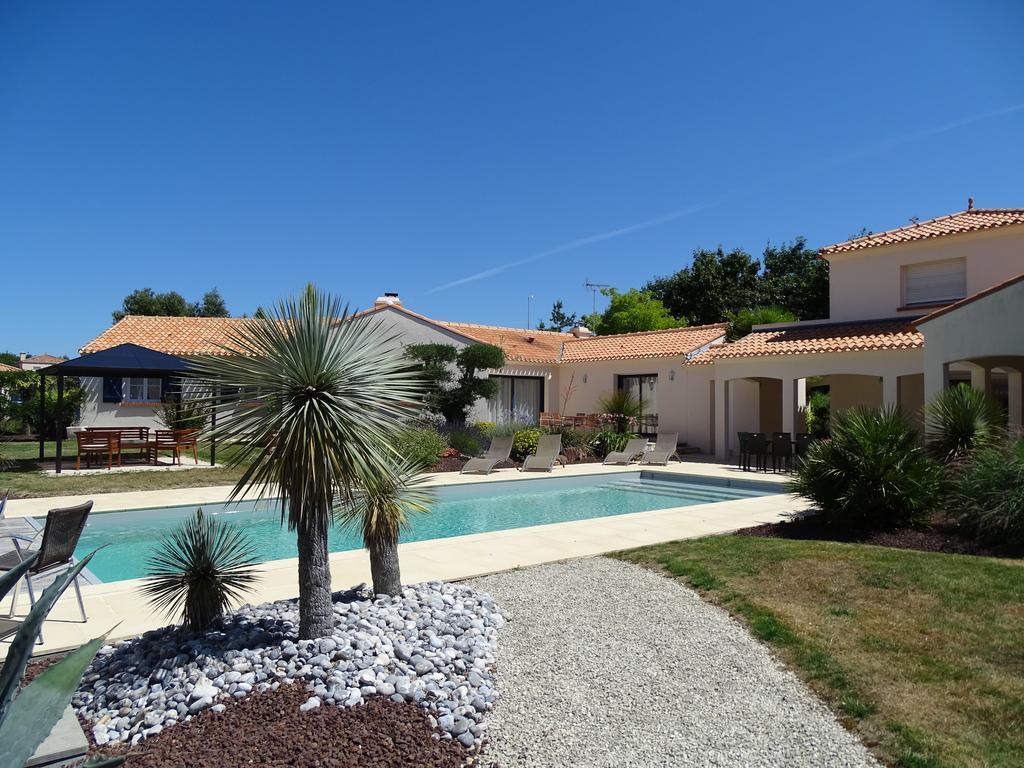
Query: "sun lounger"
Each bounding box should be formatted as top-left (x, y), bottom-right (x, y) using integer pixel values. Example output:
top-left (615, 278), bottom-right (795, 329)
top-left (640, 432), bottom-right (680, 465)
top-left (603, 437), bottom-right (650, 465)
top-left (460, 436), bottom-right (514, 475)
top-left (520, 434), bottom-right (562, 472)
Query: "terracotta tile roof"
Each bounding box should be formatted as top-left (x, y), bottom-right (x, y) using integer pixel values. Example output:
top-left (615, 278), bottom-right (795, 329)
top-left (0, 362), bottom-right (23, 373)
top-left (436, 322), bottom-right (571, 364)
top-left (81, 316), bottom-right (253, 356)
top-left (21, 354), bottom-right (66, 364)
top-left (562, 324), bottom-right (727, 362)
top-left (693, 319), bottom-right (923, 363)
top-left (914, 271), bottom-right (1024, 328)
top-left (820, 208), bottom-right (1024, 256)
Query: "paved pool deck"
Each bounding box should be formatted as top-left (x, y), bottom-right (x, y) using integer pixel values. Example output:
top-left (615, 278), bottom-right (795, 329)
top-left (3, 461), bottom-right (804, 656)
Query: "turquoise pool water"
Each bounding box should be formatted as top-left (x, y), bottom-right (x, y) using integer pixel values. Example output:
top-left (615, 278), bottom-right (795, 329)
top-left (69, 472), bottom-right (776, 582)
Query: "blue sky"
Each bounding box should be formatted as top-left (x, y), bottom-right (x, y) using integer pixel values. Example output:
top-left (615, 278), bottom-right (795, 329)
top-left (2, 1), bottom-right (1022, 356)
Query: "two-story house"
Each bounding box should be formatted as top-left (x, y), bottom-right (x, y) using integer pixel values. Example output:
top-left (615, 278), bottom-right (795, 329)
top-left (706, 204), bottom-right (1024, 459)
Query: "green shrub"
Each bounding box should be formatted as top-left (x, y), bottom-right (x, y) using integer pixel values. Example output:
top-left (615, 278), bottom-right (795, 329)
top-left (804, 390), bottom-right (830, 439)
top-left (554, 428), bottom-right (596, 455)
top-left (592, 429), bottom-right (630, 458)
top-left (924, 384), bottom-right (1004, 463)
top-left (474, 421), bottom-right (496, 436)
top-left (788, 406), bottom-right (943, 530)
top-left (725, 306), bottom-right (797, 342)
top-left (488, 420), bottom-right (535, 438)
top-left (954, 436), bottom-right (1024, 548)
top-left (397, 426), bottom-right (448, 467)
top-left (447, 427), bottom-right (483, 457)
top-left (142, 508), bottom-right (259, 631)
top-left (511, 428), bottom-right (541, 460)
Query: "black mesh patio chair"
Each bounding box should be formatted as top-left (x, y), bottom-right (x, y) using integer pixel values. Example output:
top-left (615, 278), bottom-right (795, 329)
top-left (745, 433), bottom-right (768, 472)
top-left (795, 433), bottom-right (815, 458)
top-left (736, 432), bottom-right (751, 469)
top-left (1, 501), bottom-right (93, 624)
top-left (772, 432), bottom-right (794, 472)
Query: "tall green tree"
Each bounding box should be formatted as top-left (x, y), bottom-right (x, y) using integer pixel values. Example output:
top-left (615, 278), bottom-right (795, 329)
top-left (725, 306), bottom-right (797, 341)
top-left (190, 285), bottom-right (423, 638)
top-left (0, 351), bottom-right (19, 366)
top-left (537, 300), bottom-right (579, 331)
top-left (112, 287), bottom-right (230, 321)
top-left (405, 343), bottom-right (506, 425)
top-left (645, 248), bottom-right (762, 325)
top-left (758, 238), bottom-right (829, 320)
top-left (584, 288), bottom-right (686, 336)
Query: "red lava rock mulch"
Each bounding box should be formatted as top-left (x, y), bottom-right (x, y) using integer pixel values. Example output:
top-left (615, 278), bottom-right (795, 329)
top-left (89, 683), bottom-right (469, 768)
top-left (736, 514), bottom-right (1021, 559)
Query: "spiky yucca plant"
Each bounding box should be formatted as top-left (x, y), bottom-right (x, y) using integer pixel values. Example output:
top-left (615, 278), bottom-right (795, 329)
top-left (143, 508), bottom-right (259, 631)
top-left (188, 284), bottom-right (424, 638)
top-left (924, 384), bottom-right (1004, 463)
top-left (336, 457), bottom-right (435, 595)
top-left (598, 389), bottom-right (642, 434)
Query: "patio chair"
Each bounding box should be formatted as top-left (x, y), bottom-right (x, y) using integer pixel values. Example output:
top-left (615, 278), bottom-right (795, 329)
top-left (795, 433), bottom-right (815, 458)
top-left (521, 434), bottom-right (562, 472)
top-left (744, 433), bottom-right (768, 472)
top-left (75, 431), bottom-right (121, 471)
top-left (641, 432), bottom-right (680, 465)
top-left (603, 437), bottom-right (650, 465)
top-left (173, 429), bottom-right (200, 465)
top-left (772, 432), bottom-right (794, 472)
top-left (149, 429), bottom-right (182, 465)
top-left (1, 501), bottom-right (93, 624)
top-left (460, 436), bottom-right (514, 475)
top-left (0, 615), bottom-right (23, 642)
top-left (736, 432), bottom-right (751, 469)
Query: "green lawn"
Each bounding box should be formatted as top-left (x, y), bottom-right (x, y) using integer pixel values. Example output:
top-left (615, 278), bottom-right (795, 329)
top-left (615, 536), bottom-right (1024, 768)
top-left (0, 439), bottom-right (246, 498)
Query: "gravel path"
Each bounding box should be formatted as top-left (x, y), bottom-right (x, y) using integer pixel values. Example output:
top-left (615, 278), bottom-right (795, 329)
top-left (473, 558), bottom-right (878, 768)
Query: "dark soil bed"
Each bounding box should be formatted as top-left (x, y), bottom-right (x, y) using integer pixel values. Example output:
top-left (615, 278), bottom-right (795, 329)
top-left (736, 514), bottom-right (1021, 559)
top-left (88, 683), bottom-right (469, 767)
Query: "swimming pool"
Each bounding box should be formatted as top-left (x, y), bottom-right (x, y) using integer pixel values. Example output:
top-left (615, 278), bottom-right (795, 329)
top-left (68, 472), bottom-right (778, 582)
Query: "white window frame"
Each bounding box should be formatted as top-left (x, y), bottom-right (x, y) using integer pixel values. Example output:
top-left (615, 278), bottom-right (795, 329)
top-left (123, 377), bottom-right (162, 403)
top-left (900, 257), bottom-right (967, 308)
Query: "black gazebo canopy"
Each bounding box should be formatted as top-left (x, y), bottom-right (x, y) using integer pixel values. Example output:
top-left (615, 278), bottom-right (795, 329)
top-left (37, 343), bottom-right (202, 474)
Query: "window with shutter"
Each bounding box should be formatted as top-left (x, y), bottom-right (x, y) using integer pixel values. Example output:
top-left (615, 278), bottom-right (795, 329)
top-left (901, 258), bottom-right (966, 307)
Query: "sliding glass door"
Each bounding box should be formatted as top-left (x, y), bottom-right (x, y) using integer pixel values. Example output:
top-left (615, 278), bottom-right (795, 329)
top-left (617, 374), bottom-right (658, 435)
top-left (488, 376), bottom-right (544, 424)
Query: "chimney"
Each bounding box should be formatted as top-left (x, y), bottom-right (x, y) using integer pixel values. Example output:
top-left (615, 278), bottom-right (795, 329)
top-left (19, 352), bottom-right (27, 361)
top-left (373, 292), bottom-right (402, 308)
top-left (967, 196), bottom-right (974, 211)
top-left (570, 325), bottom-right (595, 338)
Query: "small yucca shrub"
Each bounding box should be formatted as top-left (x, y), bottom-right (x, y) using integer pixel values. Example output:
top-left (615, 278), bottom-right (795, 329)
top-left (788, 406), bottom-right (943, 530)
top-left (924, 384), bottom-right (1004, 463)
top-left (143, 508), bottom-right (259, 631)
top-left (954, 436), bottom-right (1024, 549)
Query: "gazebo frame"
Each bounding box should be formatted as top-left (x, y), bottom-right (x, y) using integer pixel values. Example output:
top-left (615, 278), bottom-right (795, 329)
top-left (36, 343), bottom-right (216, 474)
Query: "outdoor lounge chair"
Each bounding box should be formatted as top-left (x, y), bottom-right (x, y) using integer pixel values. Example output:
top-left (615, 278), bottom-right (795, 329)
top-left (1, 501), bottom-right (93, 624)
top-left (603, 437), bottom-right (650, 465)
top-left (0, 615), bottom-right (23, 642)
top-left (520, 434), bottom-right (562, 472)
top-left (640, 432), bottom-right (680, 465)
top-left (460, 436), bottom-right (514, 475)
top-left (0, 489), bottom-right (8, 518)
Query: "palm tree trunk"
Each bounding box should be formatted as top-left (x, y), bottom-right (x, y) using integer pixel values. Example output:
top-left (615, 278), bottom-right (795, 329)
top-left (369, 536), bottom-right (402, 596)
top-left (296, 507), bottom-right (333, 639)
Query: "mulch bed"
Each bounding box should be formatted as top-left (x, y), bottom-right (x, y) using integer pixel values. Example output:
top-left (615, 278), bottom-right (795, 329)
top-left (736, 514), bottom-right (1021, 559)
top-left (88, 683), bottom-right (469, 768)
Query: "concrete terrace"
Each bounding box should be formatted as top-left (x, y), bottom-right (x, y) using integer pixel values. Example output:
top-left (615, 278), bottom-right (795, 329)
top-left (3, 461), bottom-right (804, 655)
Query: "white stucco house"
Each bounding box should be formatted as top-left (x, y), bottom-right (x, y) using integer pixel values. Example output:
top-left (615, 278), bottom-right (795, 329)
top-left (705, 204), bottom-right (1024, 458)
top-left (73, 203), bottom-right (1024, 457)
top-left (75, 293), bottom-right (728, 448)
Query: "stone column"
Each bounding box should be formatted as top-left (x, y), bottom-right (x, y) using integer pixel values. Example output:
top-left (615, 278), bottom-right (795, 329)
top-left (882, 374), bottom-right (899, 408)
top-left (714, 377), bottom-right (729, 460)
top-left (1007, 369), bottom-right (1023, 429)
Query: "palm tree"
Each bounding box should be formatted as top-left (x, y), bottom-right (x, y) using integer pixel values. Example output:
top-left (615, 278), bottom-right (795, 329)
top-left (336, 457), bottom-right (434, 595)
top-left (190, 285), bottom-right (423, 638)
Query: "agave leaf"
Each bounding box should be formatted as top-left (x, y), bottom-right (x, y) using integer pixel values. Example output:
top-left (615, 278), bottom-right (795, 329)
top-left (0, 631), bottom-right (109, 768)
top-left (0, 549), bottom-right (40, 603)
top-left (0, 549), bottom-right (97, 723)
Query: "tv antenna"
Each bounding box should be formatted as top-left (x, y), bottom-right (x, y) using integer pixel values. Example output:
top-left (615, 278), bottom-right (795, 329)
top-left (584, 279), bottom-right (610, 314)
